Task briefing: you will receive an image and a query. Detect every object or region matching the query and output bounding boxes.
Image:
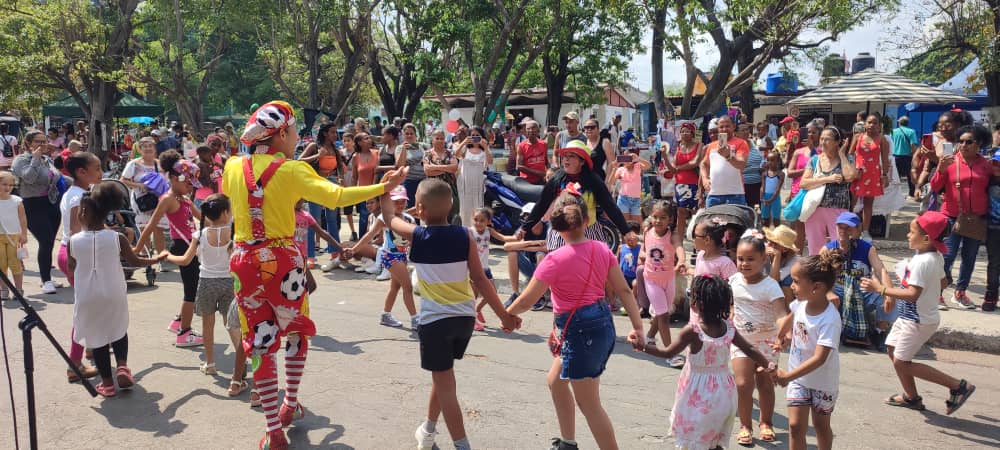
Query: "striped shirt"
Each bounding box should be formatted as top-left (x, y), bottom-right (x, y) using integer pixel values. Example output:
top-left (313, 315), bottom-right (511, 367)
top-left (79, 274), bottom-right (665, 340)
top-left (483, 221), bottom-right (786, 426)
top-left (410, 225), bottom-right (475, 325)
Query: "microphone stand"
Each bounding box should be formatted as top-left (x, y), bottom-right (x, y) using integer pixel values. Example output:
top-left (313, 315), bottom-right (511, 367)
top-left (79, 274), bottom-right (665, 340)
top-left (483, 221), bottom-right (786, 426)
top-left (0, 270), bottom-right (97, 450)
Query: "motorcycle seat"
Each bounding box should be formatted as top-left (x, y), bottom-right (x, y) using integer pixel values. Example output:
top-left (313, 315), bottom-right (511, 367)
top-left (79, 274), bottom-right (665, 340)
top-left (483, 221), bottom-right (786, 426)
top-left (500, 173), bottom-right (544, 203)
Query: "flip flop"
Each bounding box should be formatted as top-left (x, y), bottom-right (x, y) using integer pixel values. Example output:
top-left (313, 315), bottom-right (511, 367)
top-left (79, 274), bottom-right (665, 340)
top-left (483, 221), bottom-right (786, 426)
top-left (885, 393), bottom-right (925, 410)
top-left (759, 422), bottom-right (776, 442)
top-left (737, 426), bottom-right (753, 446)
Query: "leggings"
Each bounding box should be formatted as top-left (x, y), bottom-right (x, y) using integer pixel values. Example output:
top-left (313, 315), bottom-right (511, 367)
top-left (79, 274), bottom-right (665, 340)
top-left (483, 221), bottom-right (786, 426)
top-left (92, 334), bottom-right (128, 379)
top-left (804, 207), bottom-right (845, 256)
top-left (22, 196), bottom-right (60, 282)
top-left (170, 239), bottom-right (200, 301)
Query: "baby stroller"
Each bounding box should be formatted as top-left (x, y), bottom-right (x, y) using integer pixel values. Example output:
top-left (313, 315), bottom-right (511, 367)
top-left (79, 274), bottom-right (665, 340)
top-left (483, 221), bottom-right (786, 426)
top-left (103, 179), bottom-right (158, 287)
top-left (687, 203), bottom-right (759, 258)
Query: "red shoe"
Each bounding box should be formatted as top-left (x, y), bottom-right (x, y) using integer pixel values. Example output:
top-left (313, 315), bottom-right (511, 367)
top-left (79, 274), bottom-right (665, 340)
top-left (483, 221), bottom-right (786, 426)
top-left (96, 382), bottom-right (116, 398)
top-left (307, 258), bottom-right (317, 269)
top-left (278, 402), bottom-right (305, 427)
top-left (474, 320), bottom-right (485, 331)
top-left (476, 311), bottom-right (486, 324)
top-left (116, 366), bottom-right (134, 390)
top-left (259, 430), bottom-right (288, 450)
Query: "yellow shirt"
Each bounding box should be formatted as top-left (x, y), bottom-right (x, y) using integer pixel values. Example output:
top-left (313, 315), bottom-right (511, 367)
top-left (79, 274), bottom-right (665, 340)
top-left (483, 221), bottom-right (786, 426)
top-left (223, 154), bottom-right (386, 242)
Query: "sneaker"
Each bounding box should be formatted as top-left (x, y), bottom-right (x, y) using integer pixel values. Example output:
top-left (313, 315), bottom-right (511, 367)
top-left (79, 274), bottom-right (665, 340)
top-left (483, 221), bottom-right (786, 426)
top-left (550, 438), bottom-right (579, 450)
top-left (337, 260), bottom-right (351, 270)
top-left (354, 258), bottom-right (374, 272)
top-left (415, 424), bottom-right (437, 450)
top-left (278, 402), bottom-right (305, 427)
top-left (365, 262), bottom-right (381, 274)
top-left (375, 268), bottom-right (391, 281)
top-left (476, 311), bottom-right (486, 324)
top-left (306, 258), bottom-right (317, 269)
top-left (115, 366), bottom-right (135, 390)
top-left (175, 329), bottom-right (204, 347)
top-left (983, 296), bottom-right (998, 312)
top-left (95, 382), bottom-right (116, 398)
top-left (41, 281), bottom-right (57, 294)
top-left (531, 297), bottom-right (547, 311)
top-left (410, 317), bottom-right (420, 331)
top-left (619, 307), bottom-right (628, 316)
top-left (639, 308), bottom-right (651, 319)
top-left (645, 336), bottom-right (656, 346)
top-left (474, 320), bottom-right (485, 331)
top-left (952, 291), bottom-right (977, 310)
top-left (938, 296), bottom-right (949, 311)
top-left (667, 355), bottom-right (686, 368)
top-left (321, 256), bottom-right (341, 272)
top-left (166, 316), bottom-right (182, 333)
top-left (259, 429), bottom-right (288, 450)
top-left (380, 313), bottom-right (403, 328)
top-left (504, 292), bottom-right (518, 308)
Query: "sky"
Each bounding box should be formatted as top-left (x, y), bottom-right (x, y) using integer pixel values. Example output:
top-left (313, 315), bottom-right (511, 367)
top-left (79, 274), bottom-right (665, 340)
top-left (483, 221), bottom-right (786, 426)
top-left (627, 11), bottom-right (909, 92)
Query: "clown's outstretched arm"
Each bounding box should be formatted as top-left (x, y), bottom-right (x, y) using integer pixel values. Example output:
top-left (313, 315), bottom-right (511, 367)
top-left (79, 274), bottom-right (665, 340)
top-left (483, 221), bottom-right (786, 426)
top-left (301, 165), bottom-right (407, 210)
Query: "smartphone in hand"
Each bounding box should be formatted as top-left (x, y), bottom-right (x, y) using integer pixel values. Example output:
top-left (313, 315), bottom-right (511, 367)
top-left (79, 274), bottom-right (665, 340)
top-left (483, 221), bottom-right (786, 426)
top-left (718, 132), bottom-right (728, 143)
top-left (616, 154), bottom-right (633, 164)
top-left (941, 142), bottom-right (954, 157)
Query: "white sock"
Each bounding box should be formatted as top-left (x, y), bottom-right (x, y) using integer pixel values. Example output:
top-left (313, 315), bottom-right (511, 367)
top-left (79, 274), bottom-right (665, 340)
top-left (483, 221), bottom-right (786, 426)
top-left (422, 419), bottom-right (436, 433)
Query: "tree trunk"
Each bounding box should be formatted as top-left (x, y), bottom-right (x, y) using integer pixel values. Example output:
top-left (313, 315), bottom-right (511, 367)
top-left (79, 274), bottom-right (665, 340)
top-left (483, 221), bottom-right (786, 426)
top-left (985, 70), bottom-right (1000, 107)
top-left (87, 81), bottom-right (119, 162)
top-left (650, 4), bottom-right (669, 120)
top-left (542, 49), bottom-right (570, 127)
top-left (692, 54), bottom-right (738, 118)
top-left (737, 51), bottom-right (754, 117)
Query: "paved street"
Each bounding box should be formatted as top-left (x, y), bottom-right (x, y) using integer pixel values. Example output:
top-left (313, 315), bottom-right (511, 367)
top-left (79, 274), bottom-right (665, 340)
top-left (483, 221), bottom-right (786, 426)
top-left (0, 247), bottom-right (996, 450)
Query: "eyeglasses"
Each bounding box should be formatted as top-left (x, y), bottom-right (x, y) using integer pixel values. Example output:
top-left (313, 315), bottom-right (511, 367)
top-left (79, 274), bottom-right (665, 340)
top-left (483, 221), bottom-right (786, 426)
top-left (583, 125), bottom-right (597, 130)
top-left (957, 139), bottom-right (977, 146)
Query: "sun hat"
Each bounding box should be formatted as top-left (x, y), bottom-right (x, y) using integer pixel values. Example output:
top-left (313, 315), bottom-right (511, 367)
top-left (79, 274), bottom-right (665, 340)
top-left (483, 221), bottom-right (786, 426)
top-left (389, 186), bottom-right (408, 201)
top-left (835, 211), bottom-right (861, 228)
top-left (915, 211), bottom-right (950, 254)
top-left (556, 140), bottom-right (593, 169)
top-left (763, 225), bottom-right (798, 252)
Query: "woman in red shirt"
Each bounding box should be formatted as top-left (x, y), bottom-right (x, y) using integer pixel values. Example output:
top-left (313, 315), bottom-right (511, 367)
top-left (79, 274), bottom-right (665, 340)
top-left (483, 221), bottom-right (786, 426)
top-left (671, 122), bottom-right (703, 235)
top-left (930, 124), bottom-right (993, 309)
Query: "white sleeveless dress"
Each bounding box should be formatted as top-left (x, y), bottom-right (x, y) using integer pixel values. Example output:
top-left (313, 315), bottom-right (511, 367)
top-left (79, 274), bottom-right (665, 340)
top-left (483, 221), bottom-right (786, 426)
top-left (71, 230), bottom-right (129, 348)
top-left (457, 149), bottom-right (488, 226)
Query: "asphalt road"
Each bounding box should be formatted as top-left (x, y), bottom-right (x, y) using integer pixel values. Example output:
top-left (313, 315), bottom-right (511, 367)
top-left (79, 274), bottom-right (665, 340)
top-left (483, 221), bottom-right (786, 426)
top-left (0, 253), bottom-right (996, 450)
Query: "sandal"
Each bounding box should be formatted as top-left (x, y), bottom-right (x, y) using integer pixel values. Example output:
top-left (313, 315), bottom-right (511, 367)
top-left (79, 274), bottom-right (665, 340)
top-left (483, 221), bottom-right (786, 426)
top-left (67, 364), bottom-right (99, 383)
top-left (228, 380), bottom-right (249, 397)
top-left (885, 393), bottom-right (925, 410)
top-left (116, 366), bottom-right (135, 390)
top-left (199, 362), bottom-right (218, 375)
top-left (737, 426), bottom-right (753, 446)
top-left (759, 422), bottom-right (776, 442)
top-left (250, 390), bottom-right (262, 408)
top-left (946, 380), bottom-right (976, 415)
top-left (96, 383), bottom-right (117, 398)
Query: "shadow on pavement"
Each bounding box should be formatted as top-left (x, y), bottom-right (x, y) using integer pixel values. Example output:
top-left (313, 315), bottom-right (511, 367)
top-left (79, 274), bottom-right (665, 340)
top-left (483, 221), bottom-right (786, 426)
top-left (479, 328), bottom-right (546, 344)
top-left (287, 412), bottom-right (352, 449)
top-left (923, 409), bottom-right (1000, 447)
top-left (308, 334), bottom-right (412, 355)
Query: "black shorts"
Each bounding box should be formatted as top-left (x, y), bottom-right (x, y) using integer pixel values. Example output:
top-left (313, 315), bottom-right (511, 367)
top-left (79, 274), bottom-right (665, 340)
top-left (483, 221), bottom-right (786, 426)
top-left (418, 316), bottom-right (475, 372)
top-left (170, 239), bottom-right (200, 301)
top-left (344, 202), bottom-right (357, 215)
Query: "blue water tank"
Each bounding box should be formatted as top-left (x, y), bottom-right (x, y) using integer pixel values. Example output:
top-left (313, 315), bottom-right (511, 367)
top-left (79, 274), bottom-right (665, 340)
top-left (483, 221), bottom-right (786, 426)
top-left (851, 52), bottom-right (876, 73)
top-left (765, 73), bottom-right (799, 94)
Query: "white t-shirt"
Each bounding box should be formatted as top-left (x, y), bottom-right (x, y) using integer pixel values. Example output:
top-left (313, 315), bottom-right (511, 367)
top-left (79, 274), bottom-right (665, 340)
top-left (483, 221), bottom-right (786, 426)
top-left (122, 159), bottom-right (158, 194)
top-left (60, 185), bottom-right (87, 245)
top-left (708, 147), bottom-right (744, 195)
top-left (898, 251), bottom-right (945, 324)
top-left (788, 300), bottom-right (841, 392)
top-left (470, 226), bottom-right (490, 266)
top-left (0, 195), bottom-right (23, 234)
top-left (730, 272), bottom-right (785, 334)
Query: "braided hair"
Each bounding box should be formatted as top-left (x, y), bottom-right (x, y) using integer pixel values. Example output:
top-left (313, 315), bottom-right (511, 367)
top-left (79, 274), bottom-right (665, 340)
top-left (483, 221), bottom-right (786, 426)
top-left (690, 275), bottom-right (732, 325)
top-left (799, 248), bottom-right (845, 289)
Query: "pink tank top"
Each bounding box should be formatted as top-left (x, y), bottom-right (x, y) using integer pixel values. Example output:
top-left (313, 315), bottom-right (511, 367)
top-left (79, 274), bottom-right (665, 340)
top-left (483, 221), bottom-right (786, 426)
top-left (643, 228), bottom-right (676, 283)
top-left (789, 150), bottom-right (810, 196)
top-left (164, 195), bottom-right (195, 241)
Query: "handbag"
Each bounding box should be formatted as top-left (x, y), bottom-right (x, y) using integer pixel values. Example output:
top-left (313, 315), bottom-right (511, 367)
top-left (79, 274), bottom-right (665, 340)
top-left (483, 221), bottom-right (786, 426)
top-left (952, 158), bottom-right (987, 241)
top-left (135, 191), bottom-right (159, 213)
top-left (781, 188), bottom-right (807, 222)
top-left (798, 184), bottom-right (825, 222)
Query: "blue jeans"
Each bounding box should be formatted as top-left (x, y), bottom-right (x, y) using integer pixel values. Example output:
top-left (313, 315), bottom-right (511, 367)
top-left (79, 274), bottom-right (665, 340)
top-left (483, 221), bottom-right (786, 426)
top-left (403, 178), bottom-right (422, 208)
top-left (356, 200), bottom-right (370, 238)
top-left (307, 202), bottom-right (340, 258)
top-left (943, 216), bottom-right (981, 291)
top-left (705, 194), bottom-right (747, 208)
top-left (517, 251), bottom-right (541, 278)
top-left (554, 301), bottom-right (616, 380)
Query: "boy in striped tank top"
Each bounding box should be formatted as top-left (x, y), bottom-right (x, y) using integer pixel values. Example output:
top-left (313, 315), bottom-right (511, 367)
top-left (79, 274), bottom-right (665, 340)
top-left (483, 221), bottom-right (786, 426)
top-left (379, 178), bottom-right (521, 450)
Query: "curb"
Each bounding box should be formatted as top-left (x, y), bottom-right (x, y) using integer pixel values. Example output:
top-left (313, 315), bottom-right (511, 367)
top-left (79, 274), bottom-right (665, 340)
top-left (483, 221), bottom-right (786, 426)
top-left (928, 325), bottom-right (1000, 355)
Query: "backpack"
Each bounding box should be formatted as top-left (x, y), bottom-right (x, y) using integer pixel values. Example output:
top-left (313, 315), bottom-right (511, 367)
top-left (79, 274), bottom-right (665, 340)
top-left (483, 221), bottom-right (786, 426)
top-left (1, 135), bottom-right (12, 158)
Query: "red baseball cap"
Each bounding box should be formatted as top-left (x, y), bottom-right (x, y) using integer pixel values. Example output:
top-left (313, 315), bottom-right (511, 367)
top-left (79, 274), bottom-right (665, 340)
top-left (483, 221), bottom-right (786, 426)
top-left (780, 116), bottom-right (795, 125)
top-left (916, 211), bottom-right (949, 254)
top-left (556, 140), bottom-right (593, 169)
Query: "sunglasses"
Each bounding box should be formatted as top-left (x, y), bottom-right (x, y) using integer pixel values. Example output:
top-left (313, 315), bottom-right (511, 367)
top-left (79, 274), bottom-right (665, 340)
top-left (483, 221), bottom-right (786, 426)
top-left (583, 125), bottom-right (597, 130)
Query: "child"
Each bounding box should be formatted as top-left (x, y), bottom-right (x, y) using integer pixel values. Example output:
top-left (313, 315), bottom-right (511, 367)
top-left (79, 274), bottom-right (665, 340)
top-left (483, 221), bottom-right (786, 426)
top-left (135, 149), bottom-right (204, 347)
top-left (643, 275), bottom-right (775, 450)
top-left (164, 194), bottom-right (244, 379)
top-left (617, 221), bottom-right (641, 297)
top-left (764, 225), bottom-right (801, 305)
top-left (350, 186), bottom-right (419, 329)
top-left (773, 251), bottom-right (844, 450)
top-left (506, 190), bottom-right (643, 450)
top-left (380, 178), bottom-right (519, 450)
top-left (67, 181), bottom-right (163, 397)
top-left (641, 202), bottom-right (686, 369)
top-left (294, 199), bottom-right (343, 292)
top-left (345, 197), bottom-right (384, 275)
top-left (859, 211), bottom-right (977, 414)
top-left (0, 171), bottom-right (28, 301)
top-left (760, 151), bottom-right (785, 228)
top-left (730, 232), bottom-right (788, 445)
top-left (57, 152), bottom-right (103, 382)
top-left (470, 208), bottom-right (511, 331)
top-left (614, 148), bottom-right (651, 223)
top-left (692, 217), bottom-right (738, 280)
top-left (984, 150), bottom-right (1000, 311)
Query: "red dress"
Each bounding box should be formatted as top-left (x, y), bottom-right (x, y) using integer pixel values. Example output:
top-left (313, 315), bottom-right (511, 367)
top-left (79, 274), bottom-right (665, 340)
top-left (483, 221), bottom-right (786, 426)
top-left (851, 135), bottom-right (884, 197)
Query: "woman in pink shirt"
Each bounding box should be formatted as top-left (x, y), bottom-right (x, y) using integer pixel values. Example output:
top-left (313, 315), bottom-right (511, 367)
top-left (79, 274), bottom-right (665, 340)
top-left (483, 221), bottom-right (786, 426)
top-left (507, 190), bottom-right (644, 450)
top-left (614, 148), bottom-right (651, 223)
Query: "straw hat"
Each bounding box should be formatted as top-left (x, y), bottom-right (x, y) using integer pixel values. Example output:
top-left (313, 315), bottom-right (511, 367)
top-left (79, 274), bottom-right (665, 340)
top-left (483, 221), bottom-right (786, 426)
top-left (764, 225), bottom-right (798, 252)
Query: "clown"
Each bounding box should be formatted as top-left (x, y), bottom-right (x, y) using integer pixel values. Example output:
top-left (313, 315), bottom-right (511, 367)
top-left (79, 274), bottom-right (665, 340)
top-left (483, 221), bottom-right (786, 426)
top-left (224, 101), bottom-right (405, 449)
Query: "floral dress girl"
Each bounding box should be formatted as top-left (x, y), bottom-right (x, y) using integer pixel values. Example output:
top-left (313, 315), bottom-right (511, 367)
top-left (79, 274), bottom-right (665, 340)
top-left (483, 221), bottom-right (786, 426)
top-left (670, 320), bottom-right (737, 449)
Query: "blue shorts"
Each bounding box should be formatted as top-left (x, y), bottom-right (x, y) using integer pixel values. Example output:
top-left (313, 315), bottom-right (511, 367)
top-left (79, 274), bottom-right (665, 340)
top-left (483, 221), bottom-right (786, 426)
top-left (675, 184), bottom-right (699, 210)
top-left (381, 249), bottom-right (407, 269)
top-left (554, 301), bottom-right (616, 380)
top-left (705, 194), bottom-right (747, 208)
top-left (616, 195), bottom-right (641, 215)
top-left (761, 194), bottom-right (782, 219)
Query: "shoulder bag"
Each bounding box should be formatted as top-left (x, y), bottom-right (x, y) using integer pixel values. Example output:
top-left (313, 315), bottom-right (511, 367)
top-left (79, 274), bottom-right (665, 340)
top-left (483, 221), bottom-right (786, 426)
top-left (547, 243), bottom-right (601, 357)
top-left (952, 157), bottom-right (987, 241)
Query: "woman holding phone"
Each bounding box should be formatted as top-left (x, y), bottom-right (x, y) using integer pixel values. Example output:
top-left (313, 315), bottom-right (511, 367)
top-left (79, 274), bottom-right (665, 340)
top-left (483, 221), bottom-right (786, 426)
top-left (456, 126), bottom-right (493, 226)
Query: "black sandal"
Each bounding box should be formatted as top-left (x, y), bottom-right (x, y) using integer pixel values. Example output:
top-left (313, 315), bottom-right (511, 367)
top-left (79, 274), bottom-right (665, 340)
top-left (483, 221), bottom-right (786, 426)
top-left (946, 380), bottom-right (976, 415)
top-left (885, 393), bottom-right (925, 410)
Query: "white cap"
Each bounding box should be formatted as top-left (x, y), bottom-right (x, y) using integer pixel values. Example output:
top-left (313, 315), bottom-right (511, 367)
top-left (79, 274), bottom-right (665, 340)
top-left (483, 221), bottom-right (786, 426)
top-left (708, 118), bottom-right (719, 130)
top-left (151, 129), bottom-right (162, 137)
top-left (521, 202), bottom-right (536, 215)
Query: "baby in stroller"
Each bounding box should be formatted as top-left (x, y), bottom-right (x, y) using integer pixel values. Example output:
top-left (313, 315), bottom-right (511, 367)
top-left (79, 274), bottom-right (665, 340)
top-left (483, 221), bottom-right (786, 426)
top-left (103, 179), bottom-right (157, 286)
